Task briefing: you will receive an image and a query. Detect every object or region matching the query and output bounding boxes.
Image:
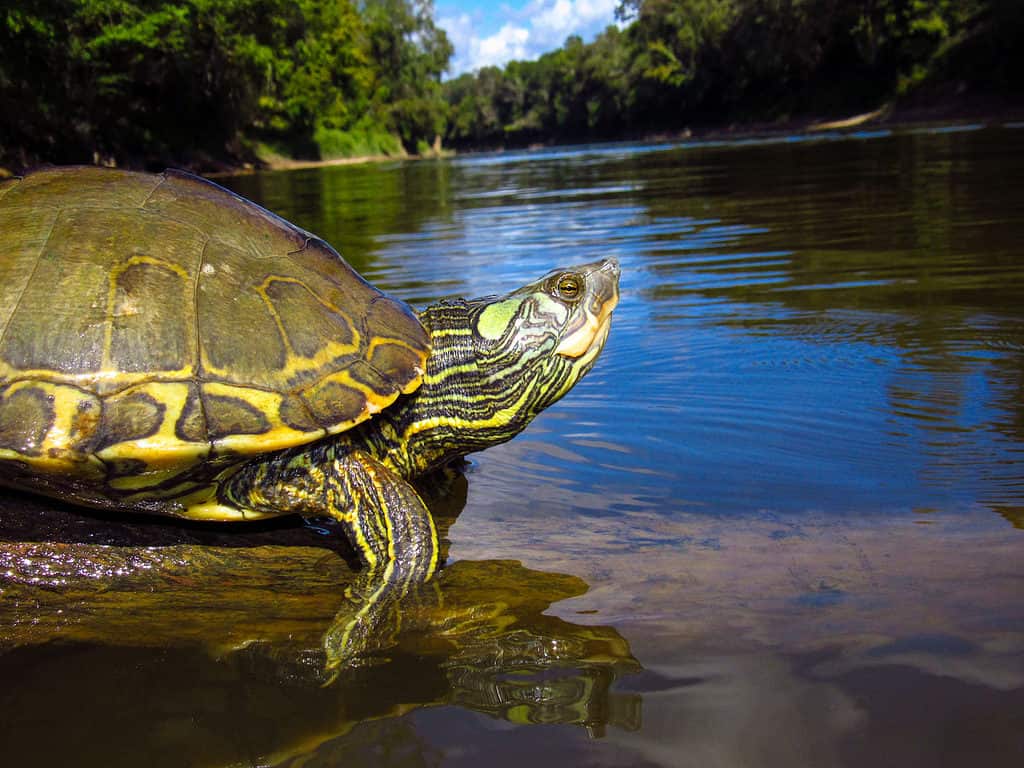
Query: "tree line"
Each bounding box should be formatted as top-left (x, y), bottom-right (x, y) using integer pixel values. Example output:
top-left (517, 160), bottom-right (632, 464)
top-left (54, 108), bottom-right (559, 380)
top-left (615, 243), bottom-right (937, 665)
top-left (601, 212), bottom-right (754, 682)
top-left (1, 0), bottom-right (451, 170)
top-left (1, 1), bottom-right (1021, 171)
top-left (444, 0), bottom-right (1023, 149)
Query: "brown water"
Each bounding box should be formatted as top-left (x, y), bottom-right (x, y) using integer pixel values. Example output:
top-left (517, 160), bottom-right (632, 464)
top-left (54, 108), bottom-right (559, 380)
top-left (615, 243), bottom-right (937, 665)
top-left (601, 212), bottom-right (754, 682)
top-left (2, 125), bottom-right (1023, 766)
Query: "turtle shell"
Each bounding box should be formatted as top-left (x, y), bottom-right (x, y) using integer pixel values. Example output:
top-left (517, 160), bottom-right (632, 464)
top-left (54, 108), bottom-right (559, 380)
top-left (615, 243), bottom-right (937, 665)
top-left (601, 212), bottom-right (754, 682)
top-left (0, 167), bottom-right (429, 486)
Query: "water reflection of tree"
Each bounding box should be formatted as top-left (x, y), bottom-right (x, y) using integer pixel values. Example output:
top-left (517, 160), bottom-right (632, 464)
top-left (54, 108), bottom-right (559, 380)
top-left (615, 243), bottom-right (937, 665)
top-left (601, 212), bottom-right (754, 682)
top-left (223, 161), bottom-right (455, 281)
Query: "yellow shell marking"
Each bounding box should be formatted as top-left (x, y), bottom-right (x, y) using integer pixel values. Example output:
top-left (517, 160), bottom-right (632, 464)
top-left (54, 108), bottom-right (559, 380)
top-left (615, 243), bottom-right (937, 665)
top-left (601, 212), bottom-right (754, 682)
top-left (200, 381), bottom-right (320, 454)
top-left (253, 274), bottom-right (362, 375)
top-left (96, 381), bottom-right (207, 468)
top-left (0, 380), bottom-right (106, 479)
top-left (365, 335), bottom-right (427, 394)
top-left (301, 367), bottom-right (396, 434)
top-left (175, 497), bottom-right (278, 522)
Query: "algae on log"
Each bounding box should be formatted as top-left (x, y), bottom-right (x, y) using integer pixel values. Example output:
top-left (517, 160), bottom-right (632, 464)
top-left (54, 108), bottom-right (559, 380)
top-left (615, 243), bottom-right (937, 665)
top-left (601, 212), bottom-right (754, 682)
top-left (0, 542), bottom-right (351, 655)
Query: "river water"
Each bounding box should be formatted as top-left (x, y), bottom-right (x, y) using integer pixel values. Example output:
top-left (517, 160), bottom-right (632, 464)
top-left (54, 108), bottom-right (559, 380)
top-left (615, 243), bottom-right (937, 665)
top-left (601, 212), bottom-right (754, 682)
top-left (2, 126), bottom-right (1023, 766)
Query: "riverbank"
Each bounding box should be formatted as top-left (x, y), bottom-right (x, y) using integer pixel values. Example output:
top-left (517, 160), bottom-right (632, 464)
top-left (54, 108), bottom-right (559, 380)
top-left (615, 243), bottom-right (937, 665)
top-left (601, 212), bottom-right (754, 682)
top-left (488, 93), bottom-right (1024, 158)
top-left (199, 93), bottom-right (1024, 174)
top-left (225, 101), bottom-right (1024, 177)
top-left (3, 97), bottom-right (1022, 181)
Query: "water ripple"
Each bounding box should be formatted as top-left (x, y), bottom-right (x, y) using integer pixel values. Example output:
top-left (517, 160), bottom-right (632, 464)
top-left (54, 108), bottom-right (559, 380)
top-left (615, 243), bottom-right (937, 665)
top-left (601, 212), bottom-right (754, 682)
top-left (225, 127), bottom-right (1024, 518)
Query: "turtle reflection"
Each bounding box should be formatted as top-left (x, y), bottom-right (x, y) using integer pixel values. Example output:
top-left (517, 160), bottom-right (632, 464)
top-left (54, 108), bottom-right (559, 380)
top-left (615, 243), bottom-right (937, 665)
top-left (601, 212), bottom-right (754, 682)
top-left (0, 468), bottom-right (640, 767)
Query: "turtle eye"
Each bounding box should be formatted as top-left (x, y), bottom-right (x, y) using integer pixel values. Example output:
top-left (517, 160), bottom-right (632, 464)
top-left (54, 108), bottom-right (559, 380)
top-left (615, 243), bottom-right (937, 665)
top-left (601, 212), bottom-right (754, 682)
top-left (553, 273), bottom-right (582, 301)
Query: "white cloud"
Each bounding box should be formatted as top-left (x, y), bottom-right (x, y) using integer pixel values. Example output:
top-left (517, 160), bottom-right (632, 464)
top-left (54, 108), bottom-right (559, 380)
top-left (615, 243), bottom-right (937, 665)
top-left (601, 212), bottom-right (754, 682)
top-left (477, 23), bottom-right (532, 67)
top-left (439, 12), bottom-right (477, 71)
top-left (440, 0), bottom-right (619, 76)
top-left (528, 0), bottom-right (617, 49)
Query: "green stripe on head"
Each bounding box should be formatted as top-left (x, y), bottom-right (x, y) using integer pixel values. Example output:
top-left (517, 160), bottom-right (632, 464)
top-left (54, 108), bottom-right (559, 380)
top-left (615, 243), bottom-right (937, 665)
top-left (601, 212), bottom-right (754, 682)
top-left (475, 299), bottom-right (522, 340)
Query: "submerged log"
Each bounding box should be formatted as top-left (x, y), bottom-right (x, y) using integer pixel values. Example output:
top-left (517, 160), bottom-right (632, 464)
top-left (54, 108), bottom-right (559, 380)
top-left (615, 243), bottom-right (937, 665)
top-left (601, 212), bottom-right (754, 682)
top-left (0, 485), bottom-right (640, 766)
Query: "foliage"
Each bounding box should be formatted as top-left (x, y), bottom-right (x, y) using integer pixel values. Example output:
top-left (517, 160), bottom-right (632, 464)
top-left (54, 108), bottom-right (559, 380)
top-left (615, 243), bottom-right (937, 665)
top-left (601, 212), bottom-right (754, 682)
top-left (1, 1), bottom-right (1019, 169)
top-left (362, 0), bottom-right (452, 149)
top-left (0, 0), bottom-right (451, 169)
top-left (443, 0), bottom-right (1021, 149)
top-left (313, 121), bottom-right (405, 160)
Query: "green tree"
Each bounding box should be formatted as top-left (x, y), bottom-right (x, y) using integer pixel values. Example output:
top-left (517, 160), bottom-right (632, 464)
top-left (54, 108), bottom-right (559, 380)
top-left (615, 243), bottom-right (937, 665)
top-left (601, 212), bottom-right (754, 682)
top-left (3, 0), bottom-right (1015, 169)
top-left (363, 0), bottom-right (453, 150)
top-left (1, 0), bottom-right (453, 169)
top-left (1, 1), bottom-right (82, 165)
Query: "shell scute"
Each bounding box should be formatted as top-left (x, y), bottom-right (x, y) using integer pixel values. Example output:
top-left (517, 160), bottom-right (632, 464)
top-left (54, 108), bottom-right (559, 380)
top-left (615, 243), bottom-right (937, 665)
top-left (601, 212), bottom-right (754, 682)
top-left (195, 242), bottom-right (292, 385)
top-left (259, 275), bottom-right (358, 359)
top-left (0, 384), bottom-right (54, 457)
top-left (96, 388), bottom-right (166, 451)
top-left (144, 169), bottom-right (311, 260)
top-left (108, 252), bottom-right (197, 374)
top-left (94, 381), bottom-right (202, 469)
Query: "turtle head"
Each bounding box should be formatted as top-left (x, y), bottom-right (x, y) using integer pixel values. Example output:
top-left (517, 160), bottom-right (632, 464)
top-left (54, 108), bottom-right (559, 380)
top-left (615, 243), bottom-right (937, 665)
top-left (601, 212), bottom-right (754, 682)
top-left (469, 258), bottom-right (620, 417)
top-left (396, 258), bottom-right (619, 474)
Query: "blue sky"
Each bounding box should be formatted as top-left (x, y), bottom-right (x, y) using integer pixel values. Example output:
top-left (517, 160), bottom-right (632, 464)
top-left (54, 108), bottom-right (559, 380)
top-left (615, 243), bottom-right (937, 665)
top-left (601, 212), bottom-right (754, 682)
top-left (436, 0), bottom-right (620, 76)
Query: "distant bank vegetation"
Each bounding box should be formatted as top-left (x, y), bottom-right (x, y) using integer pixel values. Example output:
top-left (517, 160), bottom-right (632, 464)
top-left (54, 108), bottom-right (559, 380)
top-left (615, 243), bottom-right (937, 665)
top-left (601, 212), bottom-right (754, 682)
top-left (2, 1), bottom-right (1021, 172)
top-left (445, 0), bottom-right (1023, 148)
top-left (1, 0), bottom-right (452, 170)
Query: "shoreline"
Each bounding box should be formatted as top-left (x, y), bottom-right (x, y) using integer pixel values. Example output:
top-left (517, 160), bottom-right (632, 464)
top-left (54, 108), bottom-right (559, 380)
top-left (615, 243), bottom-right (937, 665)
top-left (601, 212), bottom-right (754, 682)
top-left (4, 101), bottom-right (1022, 180)
top-left (230, 100), bottom-right (1024, 176)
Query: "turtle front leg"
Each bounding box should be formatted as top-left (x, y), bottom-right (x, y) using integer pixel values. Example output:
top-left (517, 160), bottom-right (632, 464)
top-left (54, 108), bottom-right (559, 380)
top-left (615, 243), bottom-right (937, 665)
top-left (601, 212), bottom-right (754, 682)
top-left (223, 445), bottom-right (440, 581)
top-left (222, 446), bottom-right (440, 670)
top-left (329, 449), bottom-right (440, 584)
top-left (320, 450), bottom-right (441, 672)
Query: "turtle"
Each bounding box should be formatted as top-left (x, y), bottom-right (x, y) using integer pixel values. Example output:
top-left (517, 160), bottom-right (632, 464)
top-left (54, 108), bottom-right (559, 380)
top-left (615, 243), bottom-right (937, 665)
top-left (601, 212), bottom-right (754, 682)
top-left (0, 166), bottom-right (620, 659)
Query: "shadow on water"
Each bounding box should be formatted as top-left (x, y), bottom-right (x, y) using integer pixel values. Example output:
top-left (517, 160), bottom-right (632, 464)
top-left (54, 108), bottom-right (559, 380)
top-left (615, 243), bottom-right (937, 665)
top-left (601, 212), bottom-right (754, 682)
top-left (0, 470), bottom-right (641, 767)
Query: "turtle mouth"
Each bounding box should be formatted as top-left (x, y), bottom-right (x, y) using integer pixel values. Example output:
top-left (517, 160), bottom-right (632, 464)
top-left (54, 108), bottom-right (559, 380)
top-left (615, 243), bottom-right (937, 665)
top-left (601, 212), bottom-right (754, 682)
top-left (580, 311), bottom-right (613, 363)
top-left (554, 293), bottom-right (619, 359)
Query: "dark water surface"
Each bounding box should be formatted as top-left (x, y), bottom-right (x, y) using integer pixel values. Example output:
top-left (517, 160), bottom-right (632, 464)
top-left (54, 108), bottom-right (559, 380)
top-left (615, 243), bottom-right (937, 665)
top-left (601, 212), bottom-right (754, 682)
top-left (3, 127), bottom-right (1024, 766)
